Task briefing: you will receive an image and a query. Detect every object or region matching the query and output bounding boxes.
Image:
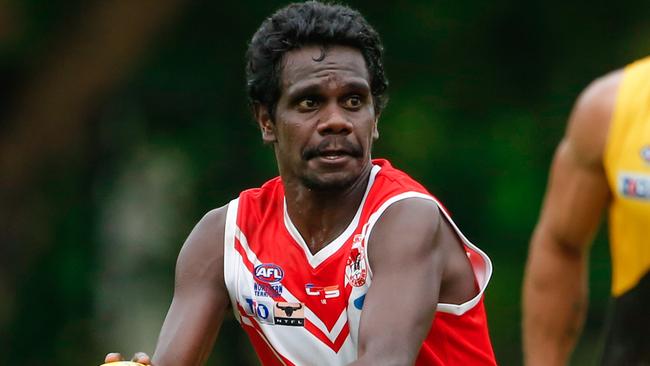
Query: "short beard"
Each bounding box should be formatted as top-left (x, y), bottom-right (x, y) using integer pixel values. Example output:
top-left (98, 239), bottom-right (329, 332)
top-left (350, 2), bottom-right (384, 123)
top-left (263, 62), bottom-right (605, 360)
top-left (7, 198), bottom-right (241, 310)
top-left (299, 173), bottom-right (358, 193)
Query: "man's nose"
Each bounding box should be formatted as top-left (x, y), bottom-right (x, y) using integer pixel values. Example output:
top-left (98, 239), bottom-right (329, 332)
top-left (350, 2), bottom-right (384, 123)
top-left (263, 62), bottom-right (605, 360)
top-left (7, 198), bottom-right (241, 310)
top-left (317, 104), bottom-right (353, 135)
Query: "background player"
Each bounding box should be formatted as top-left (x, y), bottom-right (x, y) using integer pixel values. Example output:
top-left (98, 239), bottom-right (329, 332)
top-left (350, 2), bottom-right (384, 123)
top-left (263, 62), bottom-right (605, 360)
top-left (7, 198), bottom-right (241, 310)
top-left (523, 57), bottom-right (650, 365)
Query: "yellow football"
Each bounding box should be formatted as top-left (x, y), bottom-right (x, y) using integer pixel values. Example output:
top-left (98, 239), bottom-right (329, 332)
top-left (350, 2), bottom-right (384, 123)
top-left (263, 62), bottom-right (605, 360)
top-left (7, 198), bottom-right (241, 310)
top-left (99, 362), bottom-right (145, 366)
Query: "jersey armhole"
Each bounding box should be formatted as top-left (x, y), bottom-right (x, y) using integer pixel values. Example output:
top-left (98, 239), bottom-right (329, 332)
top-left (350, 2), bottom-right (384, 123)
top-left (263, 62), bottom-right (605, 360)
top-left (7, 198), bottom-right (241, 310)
top-left (223, 198), bottom-right (241, 322)
top-left (362, 192), bottom-right (493, 316)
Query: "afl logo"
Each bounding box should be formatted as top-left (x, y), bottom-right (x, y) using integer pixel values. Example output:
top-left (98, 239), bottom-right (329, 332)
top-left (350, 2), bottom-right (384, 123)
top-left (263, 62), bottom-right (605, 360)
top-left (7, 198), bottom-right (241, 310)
top-left (641, 146), bottom-right (650, 164)
top-left (255, 264), bottom-right (284, 284)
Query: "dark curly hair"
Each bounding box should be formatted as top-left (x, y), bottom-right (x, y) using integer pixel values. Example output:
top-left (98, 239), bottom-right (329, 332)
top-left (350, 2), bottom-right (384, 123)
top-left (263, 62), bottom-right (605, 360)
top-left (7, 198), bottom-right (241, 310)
top-left (246, 1), bottom-right (388, 120)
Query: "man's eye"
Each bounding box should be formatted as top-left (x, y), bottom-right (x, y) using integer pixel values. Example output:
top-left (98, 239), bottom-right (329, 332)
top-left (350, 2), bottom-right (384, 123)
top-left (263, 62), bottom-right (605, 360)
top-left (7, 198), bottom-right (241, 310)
top-left (297, 98), bottom-right (318, 109)
top-left (344, 96), bottom-right (362, 108)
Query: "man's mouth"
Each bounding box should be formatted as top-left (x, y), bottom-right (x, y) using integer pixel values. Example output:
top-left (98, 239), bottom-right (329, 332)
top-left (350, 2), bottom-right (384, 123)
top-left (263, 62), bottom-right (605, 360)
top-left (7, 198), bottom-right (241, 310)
top-left (319, 150), bottom-right (349, 160)
top-left (303, 139), bottom-right (362, 161)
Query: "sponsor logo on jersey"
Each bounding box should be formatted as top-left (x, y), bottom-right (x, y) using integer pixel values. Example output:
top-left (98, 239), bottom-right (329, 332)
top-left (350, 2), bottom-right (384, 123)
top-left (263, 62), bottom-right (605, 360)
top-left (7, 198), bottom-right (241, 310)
top-left (305, 284), bottom-right (340, 304)
top-left (618, 172), bottom-right (650, 199)
top-left (244, 297), bottom-right (275, 324)
top-left (641, 146), bottom-right (650, 164)
top-left (274, 302), bottom-right (305, 326)
top-left (254, 263), bottom-right (284, 284)
top-left (254, 283), bottom-right (283, 298)
top-left (346, 234), bottom-right (367, 287)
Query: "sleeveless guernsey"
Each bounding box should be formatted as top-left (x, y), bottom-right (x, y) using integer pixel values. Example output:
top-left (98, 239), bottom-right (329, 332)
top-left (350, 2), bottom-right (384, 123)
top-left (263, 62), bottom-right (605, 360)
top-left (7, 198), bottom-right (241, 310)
top-left (223, 159), bottom-right (496, 365)
top-left (604, 56), bottom-right (650, 297)
top-left (601, 56), bottom-right (650, 365)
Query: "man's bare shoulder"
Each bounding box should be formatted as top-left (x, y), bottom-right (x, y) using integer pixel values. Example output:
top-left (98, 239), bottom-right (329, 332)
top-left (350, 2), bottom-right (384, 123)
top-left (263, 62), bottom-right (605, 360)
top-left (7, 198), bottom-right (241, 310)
top-left (376, 197), bottom-right (442, 231)
top-left (197, 205), bottom-right (229, 240)
top-left (368, 197), bottom-right (443, 257)
top-left (175, 204), bottom-right (229, 288)
top-left (184, 205), bottom-right (228, 252)
top-left (565, 69), bottom-right (622, 166)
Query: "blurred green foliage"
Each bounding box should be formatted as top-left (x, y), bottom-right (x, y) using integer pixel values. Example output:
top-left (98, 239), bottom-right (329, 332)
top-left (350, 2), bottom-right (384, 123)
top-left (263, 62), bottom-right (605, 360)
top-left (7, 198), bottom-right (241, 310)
top-left (2, 0), bottom-right (649, 365)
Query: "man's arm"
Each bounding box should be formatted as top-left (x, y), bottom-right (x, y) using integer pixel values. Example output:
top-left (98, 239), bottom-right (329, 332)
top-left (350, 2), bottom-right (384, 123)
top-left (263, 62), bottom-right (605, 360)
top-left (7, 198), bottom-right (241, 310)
top-left (350, 197), bottom-right (476, 365)
top-left (151, 205), bottom-right (231, 365)
top-left (522, 72), bottom-right (620, 366)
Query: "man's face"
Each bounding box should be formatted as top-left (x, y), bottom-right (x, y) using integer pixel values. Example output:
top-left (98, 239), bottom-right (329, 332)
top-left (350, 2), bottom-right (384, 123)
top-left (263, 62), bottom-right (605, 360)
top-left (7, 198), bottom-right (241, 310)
top-left (257, 45), bottom-right (379, 192)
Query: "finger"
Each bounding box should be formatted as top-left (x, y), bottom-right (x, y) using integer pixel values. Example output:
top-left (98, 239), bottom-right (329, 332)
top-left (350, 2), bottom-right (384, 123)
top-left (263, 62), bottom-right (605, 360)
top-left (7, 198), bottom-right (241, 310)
top-left (132, 352), bottom-right (152, 364)
top-left (105, 353), bottom-right (123, 362)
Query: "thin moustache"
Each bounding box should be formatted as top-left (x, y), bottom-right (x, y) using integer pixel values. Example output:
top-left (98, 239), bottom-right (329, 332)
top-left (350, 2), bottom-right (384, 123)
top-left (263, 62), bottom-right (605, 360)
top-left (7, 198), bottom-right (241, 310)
top-left (303, 138), bottom-right (363, 160)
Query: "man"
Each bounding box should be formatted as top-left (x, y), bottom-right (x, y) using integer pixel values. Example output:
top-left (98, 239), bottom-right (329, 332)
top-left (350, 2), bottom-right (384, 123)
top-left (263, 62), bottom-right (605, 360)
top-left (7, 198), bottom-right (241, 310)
top-left (523, 56), bottom-right (650, 365)
top-left (105, 2), bottom-right (495, 365)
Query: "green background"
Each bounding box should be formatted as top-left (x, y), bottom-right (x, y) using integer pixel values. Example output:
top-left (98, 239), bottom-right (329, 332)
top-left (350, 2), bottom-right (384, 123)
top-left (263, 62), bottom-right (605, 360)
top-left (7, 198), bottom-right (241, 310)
top-left (1, 0), bottom-right (648, 364)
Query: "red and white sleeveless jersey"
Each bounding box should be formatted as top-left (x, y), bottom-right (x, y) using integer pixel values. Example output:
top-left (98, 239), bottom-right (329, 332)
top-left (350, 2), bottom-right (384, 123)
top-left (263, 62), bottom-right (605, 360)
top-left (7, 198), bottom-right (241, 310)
top-left (223, 159), bottom-right (496, 365)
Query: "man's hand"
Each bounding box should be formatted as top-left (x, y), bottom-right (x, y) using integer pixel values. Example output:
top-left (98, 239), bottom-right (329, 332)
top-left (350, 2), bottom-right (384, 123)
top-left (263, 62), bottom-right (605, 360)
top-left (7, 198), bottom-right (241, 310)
top-left (104, 352), bottom-right (152, 365)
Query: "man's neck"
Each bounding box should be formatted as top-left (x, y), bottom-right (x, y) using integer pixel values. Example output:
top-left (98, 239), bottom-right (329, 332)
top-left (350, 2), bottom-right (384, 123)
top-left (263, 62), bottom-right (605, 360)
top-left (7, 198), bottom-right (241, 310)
top-left (283, 166), bottom-right (372, 255)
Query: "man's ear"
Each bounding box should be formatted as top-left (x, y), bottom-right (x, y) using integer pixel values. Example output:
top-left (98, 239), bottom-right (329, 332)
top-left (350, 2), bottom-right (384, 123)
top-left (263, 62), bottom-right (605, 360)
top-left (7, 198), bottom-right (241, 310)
top-left (254, 103), bottom-right (277, 143)
top-left (372, 115), bottom-right (380, 140)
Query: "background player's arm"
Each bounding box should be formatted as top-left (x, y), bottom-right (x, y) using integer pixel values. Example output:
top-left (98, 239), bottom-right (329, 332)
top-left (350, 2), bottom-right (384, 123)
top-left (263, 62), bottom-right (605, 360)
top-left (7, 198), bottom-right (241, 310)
top-left (150, 206), bottom-right (231, 366)
top-left (522, 72), bottom-right (620, 366)
top-left (350, 198), bottom-right (471, 365)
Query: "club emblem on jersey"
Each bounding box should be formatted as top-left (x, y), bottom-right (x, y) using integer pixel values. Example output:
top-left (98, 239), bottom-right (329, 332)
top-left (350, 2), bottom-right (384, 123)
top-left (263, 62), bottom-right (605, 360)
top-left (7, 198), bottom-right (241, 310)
top-left (255, 263), bottom-right (284, 283)
top-left (345, 234), bottom-right (367, 287)
top-left (273, 302), bottom-right (305, 326)
top-left (641, 146), bottom-right (650, 164)
top-left (305, 284), bottom-right (340, 304)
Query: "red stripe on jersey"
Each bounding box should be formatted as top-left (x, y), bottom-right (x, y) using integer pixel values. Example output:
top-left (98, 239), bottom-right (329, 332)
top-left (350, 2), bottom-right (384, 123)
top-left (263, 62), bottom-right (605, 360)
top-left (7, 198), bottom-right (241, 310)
top-left (304, 318), bottom-right (351, 352)
top-left (234, 239), bottom-right (291, 303)
top-left (233, 236), bottom-right (255, 274)
top-left (237, 303), bottom-right (295, 366)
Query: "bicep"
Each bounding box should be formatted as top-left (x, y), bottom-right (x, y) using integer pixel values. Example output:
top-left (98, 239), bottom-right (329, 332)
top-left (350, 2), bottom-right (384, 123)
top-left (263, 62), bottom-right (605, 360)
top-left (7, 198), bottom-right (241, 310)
top-left (533, 72), bottom-right (619, 253)
top-left (534, 88), bottom-right (615, 256)
top-left (534, 139), bottom-right (609, 252)
top-left (356, 198), bottom-right (445, 364)
top-left (153, 207), bottom-right (231, 366)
